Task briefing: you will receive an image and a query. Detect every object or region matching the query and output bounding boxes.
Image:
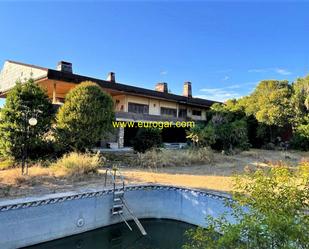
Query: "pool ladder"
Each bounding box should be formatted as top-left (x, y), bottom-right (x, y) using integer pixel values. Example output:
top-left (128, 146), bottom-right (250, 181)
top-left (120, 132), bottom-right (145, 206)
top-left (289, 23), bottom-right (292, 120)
top-left (104, 168), bottom-right (147, 236)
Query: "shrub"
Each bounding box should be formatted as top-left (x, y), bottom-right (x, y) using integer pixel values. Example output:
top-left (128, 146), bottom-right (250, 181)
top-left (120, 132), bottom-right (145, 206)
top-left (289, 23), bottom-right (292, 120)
top-left (290, 133), bottom-right (309, 151)
top-left (0, 159), bottom-right (14, 170)
top-left (132, 128), bottom-right (162, 153)
top-left (51, 152), bottom-right (103, 177)
top-left (56, 81), bottom-right (114, 152)
top-left (136, 147), bottom-right (214, 168)
top-left (290, 118), bottom-right (309, 151)
top-left (187, 114), bottom-right (250, 152)
top-left (184, 166), bottom-right (309, 249)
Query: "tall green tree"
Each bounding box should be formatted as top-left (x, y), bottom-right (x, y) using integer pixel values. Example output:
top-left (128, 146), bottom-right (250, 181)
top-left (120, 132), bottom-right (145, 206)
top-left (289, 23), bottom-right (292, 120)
top-left (244, 80), bottom-right (293, 127)
top-left (56, 81), bottom-right (114, 152)
top-left (291, 75), bottom-right (309, 124)
top-left (290, 76), bottom-right (309, 150)
top-left (0, 79), bottom-right (54, 172)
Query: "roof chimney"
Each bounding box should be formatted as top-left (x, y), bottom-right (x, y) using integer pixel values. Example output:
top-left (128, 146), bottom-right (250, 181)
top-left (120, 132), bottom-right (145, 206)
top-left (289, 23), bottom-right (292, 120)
top-left (106, 72), bottom-right (116, 83)
top-left (183, 81), bottom-right (192, 98)
top-left (57, 61), bottom-right (72, 73)
top-left (155, 82), bottom-right (168, 93)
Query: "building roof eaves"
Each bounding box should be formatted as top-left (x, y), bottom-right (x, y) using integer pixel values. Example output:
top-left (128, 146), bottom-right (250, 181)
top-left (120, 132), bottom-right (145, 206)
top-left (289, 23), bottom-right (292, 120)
top-left (47, 69), bottom-right (219, 108)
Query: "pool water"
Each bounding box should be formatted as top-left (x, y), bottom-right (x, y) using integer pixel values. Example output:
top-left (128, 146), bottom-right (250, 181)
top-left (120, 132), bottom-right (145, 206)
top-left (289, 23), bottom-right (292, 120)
top-left (25, 219), bottom-right (195, 249)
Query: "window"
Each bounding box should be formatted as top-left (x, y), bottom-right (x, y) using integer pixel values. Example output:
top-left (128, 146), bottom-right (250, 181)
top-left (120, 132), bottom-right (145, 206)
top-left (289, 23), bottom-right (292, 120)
top-left (128, 102), bottom-right (149, 114)
top-left (178, 109), bottom-right (187, 118)
top-left (192, 110), bottom-right (202, 116)
top-left (161, 107), bottom-right (177, 117)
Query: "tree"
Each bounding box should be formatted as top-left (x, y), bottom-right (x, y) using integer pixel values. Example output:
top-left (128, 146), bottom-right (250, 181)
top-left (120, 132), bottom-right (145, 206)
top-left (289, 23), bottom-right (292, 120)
top-left (244, 80), bottom-right (293, 127)
top-left (56, 81), bottom-right (114, 152)
top-left (237, 80), bottom-right (294, 144)
top-left (0, 79), bottom-right (54, 173)
top-left (291, 75), bottom-right (309, 126)
top-left (184, 166), bottom-right (309, 249)
top-left (290, 76), bottom-right (309, 150)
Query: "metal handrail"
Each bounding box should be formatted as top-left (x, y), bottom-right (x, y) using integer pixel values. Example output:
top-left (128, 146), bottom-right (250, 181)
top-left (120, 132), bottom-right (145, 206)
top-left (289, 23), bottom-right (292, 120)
top-left (104, 167), bottom-right (147, 236)
top-left (104, 168), bottom-right (125, 191)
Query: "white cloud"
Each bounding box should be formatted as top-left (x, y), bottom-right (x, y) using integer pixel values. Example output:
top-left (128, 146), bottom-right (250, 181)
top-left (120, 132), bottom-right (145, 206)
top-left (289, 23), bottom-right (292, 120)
top-left (222, 76), bottom-right (230, 81)
top-left (160, 70), bottom-right (168, 75)
top-left (274, 68), bottom-right (292, 75)
top-left (248, 68), bottom-right (268, 73)
top-left (197, 88), bottom-right (241, 102)
top-left (196, 82), bottom-right (258, 102)
top-left (248, 67), bottom-right (292, 75)
top-left (226, 82), bottom-right (258, 89)
top-left (226, 84), bottom-right (241, 89)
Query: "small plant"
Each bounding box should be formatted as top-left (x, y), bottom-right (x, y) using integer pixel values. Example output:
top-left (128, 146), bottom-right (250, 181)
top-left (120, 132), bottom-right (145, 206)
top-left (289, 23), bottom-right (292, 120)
top-left (51, 152), bottom-right (104, 177)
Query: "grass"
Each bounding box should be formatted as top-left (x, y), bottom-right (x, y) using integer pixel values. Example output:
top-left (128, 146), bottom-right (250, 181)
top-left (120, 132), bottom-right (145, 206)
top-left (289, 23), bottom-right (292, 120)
top-left (0, 149), bottom-right (307, 198)
top-left (136, 147), bottom-right (214, 168)
top-left (0, 152), bottom-right (106, 198)
top-left (122, 169), bottom-right (234, 192)
top-left (51, 152), bottom-right (104, 178)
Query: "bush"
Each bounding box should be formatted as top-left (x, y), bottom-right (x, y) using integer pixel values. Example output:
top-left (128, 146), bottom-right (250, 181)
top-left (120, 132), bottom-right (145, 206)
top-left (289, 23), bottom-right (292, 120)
top-left (136, 147), bottom-right (214, 168)
top-left (290, 134), bottom-right (309, 151)
top-left (51, 152), bottom-right (103, 177)
top-left (56, 81), bottom-right (114, 152)
top-left (132, 128), bottom-right (162, 153)
top-left (290, 118), bottom-right (309, 151)
top-left (0, 159), bottom-right (14, 170)
top-left (184, 166), bottom-right (309, 249)
top-left (187, 115), bottom-right (250, 152)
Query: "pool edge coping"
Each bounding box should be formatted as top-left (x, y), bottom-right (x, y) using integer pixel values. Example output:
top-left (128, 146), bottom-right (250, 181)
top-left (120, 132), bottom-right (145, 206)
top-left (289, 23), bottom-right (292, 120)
top-left (0, 184), bottom-right (232, 212)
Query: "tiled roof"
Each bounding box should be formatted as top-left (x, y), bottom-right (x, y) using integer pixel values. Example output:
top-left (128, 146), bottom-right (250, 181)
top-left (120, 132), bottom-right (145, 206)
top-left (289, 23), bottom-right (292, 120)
top-left (7, 60), bottom-right (48, 71)
top-left (47, 69), bottom-right (219, 108)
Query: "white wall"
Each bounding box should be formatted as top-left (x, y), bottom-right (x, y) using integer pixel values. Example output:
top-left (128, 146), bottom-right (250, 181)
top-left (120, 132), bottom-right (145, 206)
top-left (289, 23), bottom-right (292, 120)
top-left (0, 61), bottom-right (47, 92)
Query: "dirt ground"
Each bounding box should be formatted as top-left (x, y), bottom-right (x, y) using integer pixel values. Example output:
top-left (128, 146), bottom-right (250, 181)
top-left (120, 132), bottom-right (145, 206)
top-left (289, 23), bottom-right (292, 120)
top-left (0, 149), bottom-right (308, 200)
top-left (121, 149), bottom-right (308, 192)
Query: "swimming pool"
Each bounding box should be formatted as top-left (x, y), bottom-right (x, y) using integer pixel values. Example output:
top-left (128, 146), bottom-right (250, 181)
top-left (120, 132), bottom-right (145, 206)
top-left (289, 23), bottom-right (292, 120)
top-left (25, 219), bottom-right (195, 249)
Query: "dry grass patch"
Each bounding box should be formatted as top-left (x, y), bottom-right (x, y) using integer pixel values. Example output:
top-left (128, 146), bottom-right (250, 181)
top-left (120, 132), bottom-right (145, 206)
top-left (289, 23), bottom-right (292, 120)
top-left (136, 148), bottom-right (214, 168)
top-left (0, 167), bottom-right (51, 186)
top-left (122, 169), bottom-right (234, 192)
top-left (0, 149), bottom-right (307, 198)
top-left (51, 152), bottom-right (104, 178)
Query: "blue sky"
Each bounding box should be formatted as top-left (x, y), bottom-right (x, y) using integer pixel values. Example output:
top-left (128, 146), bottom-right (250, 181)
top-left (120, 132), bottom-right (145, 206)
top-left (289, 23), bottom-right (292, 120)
top-left (0, 1), bottom-right (308, 103)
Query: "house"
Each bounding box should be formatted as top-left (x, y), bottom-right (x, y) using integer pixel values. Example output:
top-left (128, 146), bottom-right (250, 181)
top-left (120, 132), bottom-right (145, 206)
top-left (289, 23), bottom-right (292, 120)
top-left (0, 60), bottom-right (218, 148)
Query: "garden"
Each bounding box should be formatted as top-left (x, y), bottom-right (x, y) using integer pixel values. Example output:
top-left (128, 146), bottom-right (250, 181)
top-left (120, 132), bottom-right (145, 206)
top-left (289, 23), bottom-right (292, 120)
top-left (0, 76), bottom-right (308, 249)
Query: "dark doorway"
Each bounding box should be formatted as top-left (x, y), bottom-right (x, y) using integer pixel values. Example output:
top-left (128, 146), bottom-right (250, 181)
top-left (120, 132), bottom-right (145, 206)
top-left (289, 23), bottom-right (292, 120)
top-left (124, 124), bottom-right (187, 147)
top-left (161, 126), bottom-right (187, 143)
top-left (124, 125), bottom-right (139, 147)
